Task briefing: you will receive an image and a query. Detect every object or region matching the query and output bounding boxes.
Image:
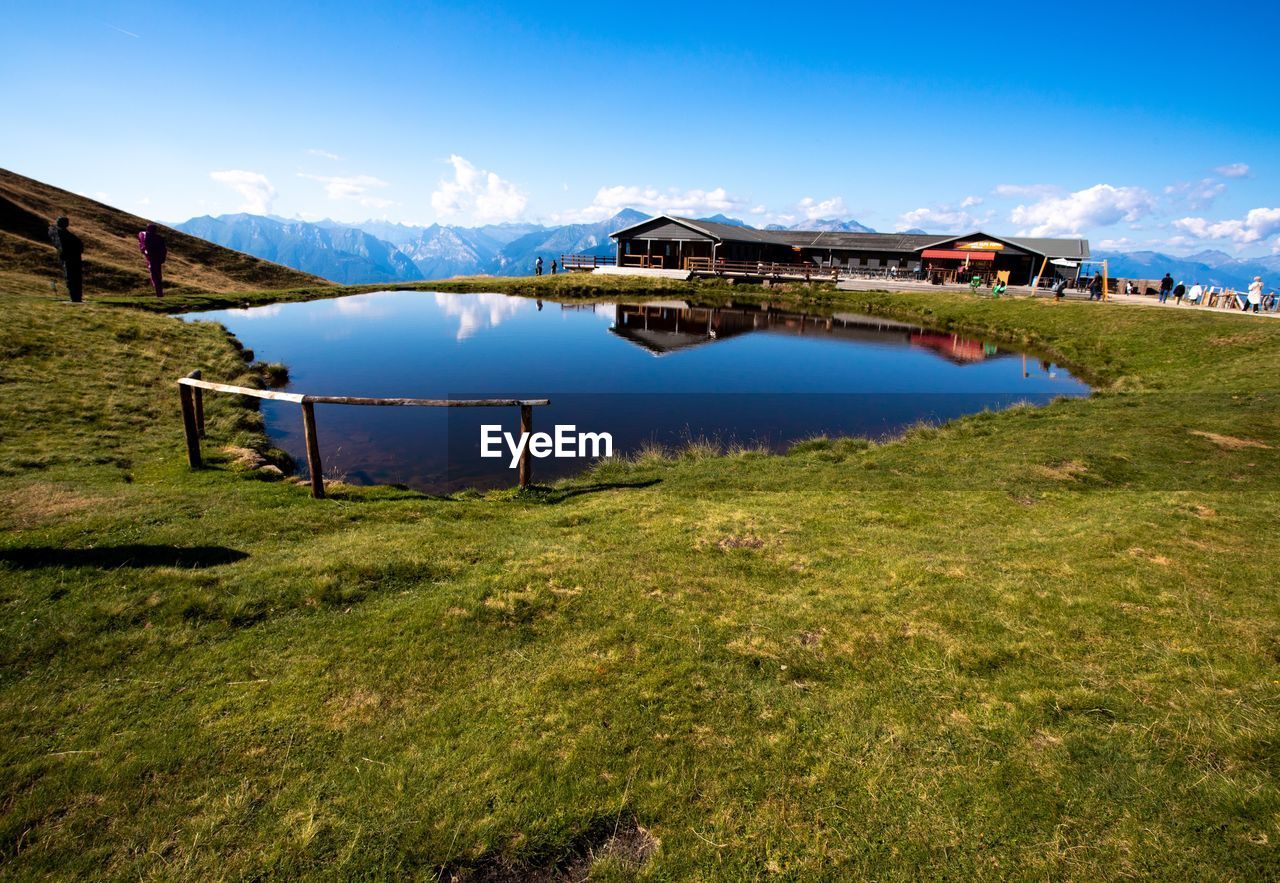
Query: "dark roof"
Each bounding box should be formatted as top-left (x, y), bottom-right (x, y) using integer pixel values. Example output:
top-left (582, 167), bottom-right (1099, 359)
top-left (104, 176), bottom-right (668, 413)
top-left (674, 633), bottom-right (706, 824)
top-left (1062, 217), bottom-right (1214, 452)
top-left (611, 215), bottom-right (1089, 258)
top-left (1005, 237), bottom-right (1091, 259)
top-left (671, 217), bottom-right (783, 243)
top-left (776, 231), bottom-right (939, 251)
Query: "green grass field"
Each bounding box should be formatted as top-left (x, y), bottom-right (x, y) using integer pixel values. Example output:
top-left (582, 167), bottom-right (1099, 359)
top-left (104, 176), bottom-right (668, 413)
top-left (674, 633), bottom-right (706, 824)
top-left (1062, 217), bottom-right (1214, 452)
top-left (3, 278), bottom-right (1279, 880)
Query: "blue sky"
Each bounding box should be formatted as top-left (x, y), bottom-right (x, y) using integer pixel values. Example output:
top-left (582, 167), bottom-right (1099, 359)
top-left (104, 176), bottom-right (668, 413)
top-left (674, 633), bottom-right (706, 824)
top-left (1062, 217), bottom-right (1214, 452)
top-left (2, 0), bottom-right (1277, 254)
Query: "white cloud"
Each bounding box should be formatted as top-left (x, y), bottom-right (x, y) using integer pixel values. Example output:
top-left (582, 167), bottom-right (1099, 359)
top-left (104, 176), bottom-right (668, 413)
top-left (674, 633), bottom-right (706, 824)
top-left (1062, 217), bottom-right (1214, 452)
top-left (554, 184), bottom-right (750, 224)
top-left (307, 148), bottom-right (342, 161)
top-left (896, 204), bottom-right (989, 233)
top-left (1173, 207), bottom-right (1280, 248)
top-left (1097, 237), bottom-right (1136, 250)
top-left (960, 195), bottom-right (984, 208)
top-left (1214, 163), bottom-right (1250, 178)
top-left (796, 196), bottom-right (847, 221)
top-left (210, 170), bottom-right (277, 214)
top-left (1010, 184), bottom-right (1155, 237)
top-left (1164, 178), bottom-right (1227, 211)
top-left (993, 183), bottom-right (1059, 199)
top-left (431, 155), bottom-right (527, 223)
top-left (299, 173), bottom-right (393, 208)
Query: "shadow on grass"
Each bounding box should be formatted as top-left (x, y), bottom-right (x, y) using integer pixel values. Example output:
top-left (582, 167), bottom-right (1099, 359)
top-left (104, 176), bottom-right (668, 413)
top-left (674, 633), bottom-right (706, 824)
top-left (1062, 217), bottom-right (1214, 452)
top-left (0, 545), bottom-right (249, 570)
top-left (315, 478), bottom-right (661, 505)
top-left (321, 484), bottom-right (459, 504)
top-left (523, 478), bottom-right (662, 504)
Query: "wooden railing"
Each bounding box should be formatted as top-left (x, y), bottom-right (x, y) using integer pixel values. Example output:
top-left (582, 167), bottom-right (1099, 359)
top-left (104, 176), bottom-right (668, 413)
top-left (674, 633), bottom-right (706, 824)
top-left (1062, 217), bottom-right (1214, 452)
top-left (702, 259), bottom-right (833, 278)
top-left (177, 370), bottom-right (550, 498)
top-left (560, 253), bottom-right (616, 270)
top-left (621, 254), bottom-right (664, 268)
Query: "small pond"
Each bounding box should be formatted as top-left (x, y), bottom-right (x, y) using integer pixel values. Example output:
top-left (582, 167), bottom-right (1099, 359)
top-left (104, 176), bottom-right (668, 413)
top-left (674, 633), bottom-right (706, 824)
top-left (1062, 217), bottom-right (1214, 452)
top-left (184, 291), bottom-right (1088, 491)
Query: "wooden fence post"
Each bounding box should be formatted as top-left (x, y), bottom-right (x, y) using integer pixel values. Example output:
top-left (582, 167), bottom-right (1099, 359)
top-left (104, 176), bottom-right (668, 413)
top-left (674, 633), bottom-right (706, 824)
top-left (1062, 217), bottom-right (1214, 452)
top-left (518, 404), bottom-right (533, 489)
top-left (189, 369), bottom-right (205, 437)
top-left (179, 380), bottom-right (202, 468)
top-left (300, 400), bottom-right (325, 499)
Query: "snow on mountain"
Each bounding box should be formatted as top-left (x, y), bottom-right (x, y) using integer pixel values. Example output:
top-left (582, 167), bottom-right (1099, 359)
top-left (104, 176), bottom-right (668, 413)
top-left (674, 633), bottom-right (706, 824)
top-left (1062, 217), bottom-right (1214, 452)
top-left (492, 209), bottom-right (647, 273)
top-left (397, 225), bottom-right (497, 279)
top-left (1093, 249), bottom-right (1279, 289)
top-left (175, 214), bottom-right (423, 285)
top-left (795, 218), bottom-right (876, 233)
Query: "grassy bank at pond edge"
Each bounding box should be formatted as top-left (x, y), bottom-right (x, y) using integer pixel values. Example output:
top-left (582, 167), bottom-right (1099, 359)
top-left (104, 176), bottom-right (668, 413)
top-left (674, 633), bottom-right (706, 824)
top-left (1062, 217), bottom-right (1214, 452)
top-left (2, 278), bottom-right (1279, 880)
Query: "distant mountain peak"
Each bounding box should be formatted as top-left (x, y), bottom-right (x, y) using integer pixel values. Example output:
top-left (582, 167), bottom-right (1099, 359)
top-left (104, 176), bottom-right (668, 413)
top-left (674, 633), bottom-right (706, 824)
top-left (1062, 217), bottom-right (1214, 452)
top-left (1184, 248), bottom-right (1234, 264)
top-left (698, 213), bottom-right (750, 227)
top-left (794, 218), bottom-right (876, 234)
top-left (609, 208), bottom-right (650, 226)
top-left (1092, 246), bottom-right (1276, 290)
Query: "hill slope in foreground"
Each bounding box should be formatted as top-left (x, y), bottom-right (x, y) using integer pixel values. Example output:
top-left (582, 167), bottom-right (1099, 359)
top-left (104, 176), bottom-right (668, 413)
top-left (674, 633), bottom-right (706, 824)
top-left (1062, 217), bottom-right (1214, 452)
top-left (2, 261), bottom-right (1280, 876)
top-left (0, 167), bottom-right (325, 297)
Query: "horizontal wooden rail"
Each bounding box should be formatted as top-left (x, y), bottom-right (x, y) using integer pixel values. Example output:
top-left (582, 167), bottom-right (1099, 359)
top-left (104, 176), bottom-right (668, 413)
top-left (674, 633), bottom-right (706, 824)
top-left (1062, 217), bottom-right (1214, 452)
top-left (178, 374), bottom-right (549, 498)
top-left (179, 377), bottom-right (306, 403)
top-left (560, 253), bottom-right (615, 269)
top-left (178, 378), bottom-right (548, 408)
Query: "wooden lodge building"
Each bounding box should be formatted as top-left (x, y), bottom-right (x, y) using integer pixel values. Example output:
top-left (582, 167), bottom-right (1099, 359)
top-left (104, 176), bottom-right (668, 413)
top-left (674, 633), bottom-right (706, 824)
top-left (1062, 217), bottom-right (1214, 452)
top-left (607, 215), bottom-right (1090, 286)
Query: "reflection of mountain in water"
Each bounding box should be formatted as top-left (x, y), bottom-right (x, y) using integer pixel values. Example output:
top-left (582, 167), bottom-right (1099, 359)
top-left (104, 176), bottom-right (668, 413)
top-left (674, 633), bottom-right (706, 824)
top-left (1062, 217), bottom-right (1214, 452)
top-left (609, 302), bottom-right (999, 364)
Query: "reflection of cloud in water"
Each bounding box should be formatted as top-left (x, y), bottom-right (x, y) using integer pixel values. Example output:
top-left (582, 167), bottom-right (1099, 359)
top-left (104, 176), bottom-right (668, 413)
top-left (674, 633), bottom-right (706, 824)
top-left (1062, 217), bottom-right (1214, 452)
top-left (333, 291), bottom-right (399, 318)
top-left (224, 303), bottom-right (284, 320)
top-left (434, 292), bottom-right (528, 340)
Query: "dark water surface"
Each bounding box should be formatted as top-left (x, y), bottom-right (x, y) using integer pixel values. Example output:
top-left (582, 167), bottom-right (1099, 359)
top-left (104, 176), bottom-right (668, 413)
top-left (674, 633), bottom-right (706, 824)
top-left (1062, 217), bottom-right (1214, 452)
top-left (184, 291), bottom-right (1088, 491)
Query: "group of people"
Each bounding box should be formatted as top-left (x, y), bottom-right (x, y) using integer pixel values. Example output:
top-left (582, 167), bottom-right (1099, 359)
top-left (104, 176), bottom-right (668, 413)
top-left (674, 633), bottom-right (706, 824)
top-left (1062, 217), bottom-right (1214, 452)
top-left (533, 256), bottom-right (558, 276)
top-left (1154, 272), bottom-right (1272, 313)
top-left (46, 215), bottom-right (168, 303)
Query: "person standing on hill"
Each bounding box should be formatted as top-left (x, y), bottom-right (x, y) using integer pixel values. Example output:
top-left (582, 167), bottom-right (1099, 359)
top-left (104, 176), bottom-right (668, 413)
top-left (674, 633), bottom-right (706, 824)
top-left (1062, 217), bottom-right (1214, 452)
top-left (137, 223), bottom-right (168, 298)
top-left (1089, 274), bottom-right (1103, 300)
top-left (1159, 273), bottom-right (1174, 303)
top-left (1247, 276), bottom-right (1264, 313)
top-left (535, 256), bottom-right (543, 276)
top-left (47, 216), bottom-right (84, 303)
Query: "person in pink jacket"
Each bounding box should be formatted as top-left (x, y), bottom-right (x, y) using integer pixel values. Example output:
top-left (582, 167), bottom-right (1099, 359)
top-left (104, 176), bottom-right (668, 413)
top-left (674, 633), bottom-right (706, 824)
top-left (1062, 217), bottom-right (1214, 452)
top-left (137, 223), bottom-right (168, 298)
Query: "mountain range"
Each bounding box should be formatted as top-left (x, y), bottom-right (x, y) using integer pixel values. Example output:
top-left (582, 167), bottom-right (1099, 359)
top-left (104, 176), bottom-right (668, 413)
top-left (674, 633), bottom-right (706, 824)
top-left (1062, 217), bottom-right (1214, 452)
top-left (175, 209), bottom-right (650, 283)
top-left (173, 207), bottom-right (1277, 290)
top-left (1093, 249), bottom-right (1280, 290)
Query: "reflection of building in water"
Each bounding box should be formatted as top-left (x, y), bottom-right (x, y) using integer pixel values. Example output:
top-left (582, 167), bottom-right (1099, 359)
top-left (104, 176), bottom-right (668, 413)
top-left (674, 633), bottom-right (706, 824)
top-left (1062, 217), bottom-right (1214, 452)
top-left (907, 332), bottom-right (995, 364)
top-left (610, 301), bottom-right (999, 363)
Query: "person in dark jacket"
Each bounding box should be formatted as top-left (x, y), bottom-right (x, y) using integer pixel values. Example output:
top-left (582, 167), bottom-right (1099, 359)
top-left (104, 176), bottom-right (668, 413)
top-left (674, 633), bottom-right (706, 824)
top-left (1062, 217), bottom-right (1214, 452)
top-left (47, 216), bottom-right (84, 303)
top-left (1159, 273), bottom-right (1174, 303)
top-left (1173, 280), bottom-right (1186, 304)
top-left (138, 223), bottom-right (168, 297)
top-left (1089, 274), bottom-right (1103, 300)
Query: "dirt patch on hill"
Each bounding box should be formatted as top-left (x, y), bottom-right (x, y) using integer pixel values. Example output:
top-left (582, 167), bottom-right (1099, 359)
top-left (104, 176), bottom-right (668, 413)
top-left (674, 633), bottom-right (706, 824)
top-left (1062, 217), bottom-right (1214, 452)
top-left (0, 482), bottom-right (112, 529)
top-left (1189, 431), bottom-right (1272, 451)
top-left (1032, 460), bottom-right (1089, 481)
top-left (449, 818), bottom-right (659, 882)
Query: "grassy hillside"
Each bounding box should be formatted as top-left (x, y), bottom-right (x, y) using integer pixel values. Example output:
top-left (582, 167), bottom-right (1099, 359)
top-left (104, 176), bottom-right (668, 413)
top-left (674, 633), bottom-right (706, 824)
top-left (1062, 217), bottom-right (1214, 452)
top-left (0, 167), bottom-right (326, 298)
top-left (2, 278), bottom-right (1279, 879)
